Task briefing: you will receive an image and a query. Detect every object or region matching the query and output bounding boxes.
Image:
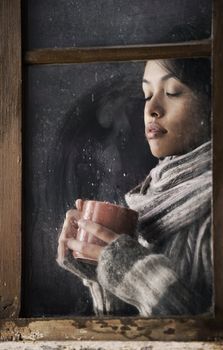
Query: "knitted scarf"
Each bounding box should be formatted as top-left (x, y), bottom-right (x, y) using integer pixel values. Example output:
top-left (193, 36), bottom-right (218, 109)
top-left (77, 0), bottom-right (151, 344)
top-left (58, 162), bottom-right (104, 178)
top-left (59, 141), bottom-right (212, 316)
top-left (125, 141), bottom-right (212, 243)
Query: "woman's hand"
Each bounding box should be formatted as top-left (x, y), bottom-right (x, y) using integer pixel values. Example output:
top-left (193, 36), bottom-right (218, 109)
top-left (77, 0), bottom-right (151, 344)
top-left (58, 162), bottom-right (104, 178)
top-left (67, 218), bottom-right (119, 262)
top-left (57, 199), bottom-right (83, 265)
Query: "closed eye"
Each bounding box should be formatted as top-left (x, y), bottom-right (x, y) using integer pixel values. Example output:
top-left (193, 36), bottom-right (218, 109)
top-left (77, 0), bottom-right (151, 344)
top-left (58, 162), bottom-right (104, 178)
top-left (144, 96), bottom-right (153, 102)
top-left (166, 92), bottom-right (181, 97)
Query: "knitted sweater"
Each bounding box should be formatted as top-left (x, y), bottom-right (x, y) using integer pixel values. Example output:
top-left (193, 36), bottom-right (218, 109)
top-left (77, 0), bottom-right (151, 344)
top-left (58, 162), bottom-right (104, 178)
top-left (95, 141), bottom-right (213, 316)
top-left (58, 141), bottom-right (213, 316)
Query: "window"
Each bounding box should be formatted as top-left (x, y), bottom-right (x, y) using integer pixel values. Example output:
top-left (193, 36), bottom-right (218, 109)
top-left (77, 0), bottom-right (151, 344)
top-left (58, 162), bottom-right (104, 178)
top-left (1, 0), bottom-right (223, 347)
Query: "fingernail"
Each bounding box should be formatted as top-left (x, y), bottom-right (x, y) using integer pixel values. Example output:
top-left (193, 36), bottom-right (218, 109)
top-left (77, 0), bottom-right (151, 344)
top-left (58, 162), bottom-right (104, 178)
top-left (67, 239), bottom-right (82, 251)
top-left (78, 219), bottom-right (87, 227)
top-left (67, 239), bottom-right (76, 250)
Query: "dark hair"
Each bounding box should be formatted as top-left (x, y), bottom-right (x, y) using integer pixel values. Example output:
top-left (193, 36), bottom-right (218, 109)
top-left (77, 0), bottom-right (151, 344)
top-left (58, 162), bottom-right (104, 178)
top-left (154, 25), bottom-right (212, 118)
top-left (159, 58), bottom-right (211, 99)
top-left (156, 57), bottom-right (212, 127)
top-left (157, 24), bottom-right (211, 99)
top-left (156, 57), bottom-right (212, 148)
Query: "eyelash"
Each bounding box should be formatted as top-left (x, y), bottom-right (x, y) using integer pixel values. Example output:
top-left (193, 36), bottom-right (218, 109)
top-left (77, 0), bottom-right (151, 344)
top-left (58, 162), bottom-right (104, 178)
top-left (144, 96), bottom-right (152, 102)
top-left (144, 92), bottom-right (181, 101)
top-left (166, 92), bottom-right (181, 97)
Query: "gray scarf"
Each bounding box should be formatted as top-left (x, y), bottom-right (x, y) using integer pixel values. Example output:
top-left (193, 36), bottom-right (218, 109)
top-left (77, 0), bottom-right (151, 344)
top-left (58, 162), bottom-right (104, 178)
top-left (125, 141), bottom-right (212, 243)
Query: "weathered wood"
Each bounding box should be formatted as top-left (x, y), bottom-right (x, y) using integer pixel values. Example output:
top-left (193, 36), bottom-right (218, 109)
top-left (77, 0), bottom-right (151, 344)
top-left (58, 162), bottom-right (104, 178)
top-left (0, 341), bottom-right (223, 350)
top-left (25, 40), bottom-right (211, 65)
top-left (1, 0), bottom-right (223, 348)
top-left (213, 0), bottom-right (223, 318)
top-left (0, 0), bottom-right (21, 317)
top-left (1, 317), bottom-right (223, 342)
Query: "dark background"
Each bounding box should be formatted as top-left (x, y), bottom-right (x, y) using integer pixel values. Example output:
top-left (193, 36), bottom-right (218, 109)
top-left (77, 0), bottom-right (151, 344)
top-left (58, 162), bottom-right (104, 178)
top-left (22, 0), bottom-right (212, 317)
top-left (25, 0), bottom-right (211, 48)
top-left (22, 62), bottom-right (156, 316)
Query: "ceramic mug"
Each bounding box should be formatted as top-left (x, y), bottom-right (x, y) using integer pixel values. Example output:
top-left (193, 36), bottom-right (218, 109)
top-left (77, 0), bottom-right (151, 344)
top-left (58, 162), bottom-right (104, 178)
top-left (73, 200), bottom-right (139, 264)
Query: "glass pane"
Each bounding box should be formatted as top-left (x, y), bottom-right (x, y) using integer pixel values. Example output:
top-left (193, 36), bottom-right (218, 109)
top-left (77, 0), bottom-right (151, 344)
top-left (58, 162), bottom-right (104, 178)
top-left (25, 0), bottom-right (212, 49)
top-left (22, 58), bottom-right (213, 317)
top-left (22, 61), bottom-right (155, 316)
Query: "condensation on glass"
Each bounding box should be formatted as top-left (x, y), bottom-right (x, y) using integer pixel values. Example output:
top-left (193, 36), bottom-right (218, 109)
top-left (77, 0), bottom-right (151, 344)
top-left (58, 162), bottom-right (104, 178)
top-left (22, 62), bottom-right (154, 316)
top-left (22, 58), bottom-right (212, 317)
top-left (25, 0), bottom-right (212, 49)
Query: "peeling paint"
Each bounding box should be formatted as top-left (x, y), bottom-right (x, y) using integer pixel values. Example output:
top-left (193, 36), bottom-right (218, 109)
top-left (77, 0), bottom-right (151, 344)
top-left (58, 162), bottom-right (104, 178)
top-left (1, 318), bottom-right (223, 343)
top-left (0, 341), bottom-right (223, 350)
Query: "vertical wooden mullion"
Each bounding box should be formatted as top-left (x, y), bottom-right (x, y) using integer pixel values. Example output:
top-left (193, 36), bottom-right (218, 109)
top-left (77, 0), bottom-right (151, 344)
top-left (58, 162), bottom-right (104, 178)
top-left (0, 0), bottom-right (22, 317)
top-left (213, 0), bottom-right (223, 318)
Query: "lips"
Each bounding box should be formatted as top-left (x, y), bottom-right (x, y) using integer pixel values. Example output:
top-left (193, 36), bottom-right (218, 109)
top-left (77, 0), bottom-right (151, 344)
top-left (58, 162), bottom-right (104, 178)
top-left (145, 122), bottom-right (167, 139)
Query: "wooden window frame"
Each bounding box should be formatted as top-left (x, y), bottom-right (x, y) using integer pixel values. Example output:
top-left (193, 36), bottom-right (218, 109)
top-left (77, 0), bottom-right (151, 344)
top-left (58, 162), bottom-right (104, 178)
top-left (1, 0), bottom-right (223, 347)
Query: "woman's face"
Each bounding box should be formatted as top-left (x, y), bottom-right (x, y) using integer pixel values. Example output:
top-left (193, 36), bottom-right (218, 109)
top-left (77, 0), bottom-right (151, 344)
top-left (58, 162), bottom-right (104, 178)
top-left (143, 60), bottom-right (209, 158)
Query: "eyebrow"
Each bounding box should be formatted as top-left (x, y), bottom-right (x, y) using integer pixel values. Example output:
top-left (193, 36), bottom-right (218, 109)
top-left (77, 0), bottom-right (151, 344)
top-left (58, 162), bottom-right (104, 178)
top-left (142, 73), bottom-right (175, 85)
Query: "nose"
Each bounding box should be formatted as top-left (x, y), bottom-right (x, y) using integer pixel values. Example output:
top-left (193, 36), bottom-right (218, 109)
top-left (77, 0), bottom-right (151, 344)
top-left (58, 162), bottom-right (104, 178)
top-left (144, 95), bottom-right (165, 120)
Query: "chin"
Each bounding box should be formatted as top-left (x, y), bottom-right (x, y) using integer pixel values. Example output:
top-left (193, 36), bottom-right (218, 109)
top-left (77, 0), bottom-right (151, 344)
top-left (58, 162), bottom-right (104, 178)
top-left (150, 149), bottom-right (166, 159)
top-left (151, 151), bottom-right (168, 159)
top-left (149, 142), bottom-right (168, 159)
top-left (149, 139), bottom-right (187, 158)
top-left (147, 138), bottom-right (169, 158)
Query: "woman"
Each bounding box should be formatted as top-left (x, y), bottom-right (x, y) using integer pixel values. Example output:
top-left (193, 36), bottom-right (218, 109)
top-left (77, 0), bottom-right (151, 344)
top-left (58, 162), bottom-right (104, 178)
top-left (57, 57), bottom-right (212, 316)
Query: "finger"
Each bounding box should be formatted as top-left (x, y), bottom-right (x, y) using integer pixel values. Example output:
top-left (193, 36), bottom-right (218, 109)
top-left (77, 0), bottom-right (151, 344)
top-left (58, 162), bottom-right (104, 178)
top-left (64, 209), bottom-right (81, 234)
top-left (78, 219), bottom-right (119, 243)
top-left (75, 199), bottom-right (84, 211)
top-left (66, 209), bottom-right (81, 222)
top-left (57, 208), bottom-right (83, 262)
top-left (67, 238), bottom-right (103, 261)
top-left (57, 240), bottom-right (68, 264)
top-left (59, 213), bottom-right (79, 241)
